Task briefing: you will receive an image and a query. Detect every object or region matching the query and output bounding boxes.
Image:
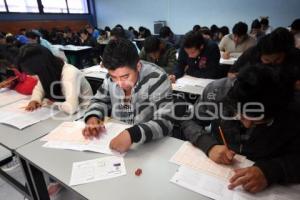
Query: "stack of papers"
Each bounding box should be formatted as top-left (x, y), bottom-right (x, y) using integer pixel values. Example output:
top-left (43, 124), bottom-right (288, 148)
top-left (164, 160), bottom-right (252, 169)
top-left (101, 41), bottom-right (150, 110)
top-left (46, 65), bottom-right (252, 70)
top-left (169, 142), bottom-right (300, 200)
top-left (41, 121), bottom-right (131, 156)
top-left (0, 99), bottom-right (58, 129)
top-left (0, 89), bottom-right (29, 107)
top-left (69, 156), bottom-right (126, 186)
top-left (175, 75), bottom-right (215, 88)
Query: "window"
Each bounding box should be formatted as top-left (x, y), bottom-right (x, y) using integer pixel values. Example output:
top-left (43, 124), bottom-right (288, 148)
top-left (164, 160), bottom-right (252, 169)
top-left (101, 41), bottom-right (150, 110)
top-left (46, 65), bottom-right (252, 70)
top-left (6, 0), bottom-right (39, 13)
top-left (0, 0), bottom-right (6, 12)
top-left (42, 0), bottom-right (68, 13)
top-left (68, 0), bottom-right (88, 14)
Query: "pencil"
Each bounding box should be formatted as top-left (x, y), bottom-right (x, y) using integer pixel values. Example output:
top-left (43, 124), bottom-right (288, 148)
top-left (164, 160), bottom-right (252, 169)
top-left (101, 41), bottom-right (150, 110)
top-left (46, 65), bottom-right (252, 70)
top-left (218, 126), bottom-right (228, 149)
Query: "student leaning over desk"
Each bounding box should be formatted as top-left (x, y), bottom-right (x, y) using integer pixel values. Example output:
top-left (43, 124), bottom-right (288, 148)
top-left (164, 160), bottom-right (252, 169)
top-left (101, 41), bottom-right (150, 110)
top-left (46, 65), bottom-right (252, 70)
top-left (83, 39), bottom-right (173, 153)
top-left (16, 44), bottom-right (93, 114)
top-left (180, 64), bottom-right (300, 193)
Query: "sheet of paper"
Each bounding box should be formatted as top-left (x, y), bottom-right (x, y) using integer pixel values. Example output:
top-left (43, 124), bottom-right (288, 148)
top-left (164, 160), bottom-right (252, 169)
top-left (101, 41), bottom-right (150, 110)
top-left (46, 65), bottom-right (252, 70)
top-left (0, 99), bottom-right (58, 129)
top-left (171, 166), bottom-right (227, 200)
top-left (170, 142), bottom-right (254, 180)
top-left (69, 156), bottom-right (126, 186)
top-left (175, 75), bottom-right (215, 88)
top-left (42, 121), bottom-right (131, 155)
top-left (0, 89), bottom-right (29, 107)
top-left (220, 57), bottom-right (238, 65)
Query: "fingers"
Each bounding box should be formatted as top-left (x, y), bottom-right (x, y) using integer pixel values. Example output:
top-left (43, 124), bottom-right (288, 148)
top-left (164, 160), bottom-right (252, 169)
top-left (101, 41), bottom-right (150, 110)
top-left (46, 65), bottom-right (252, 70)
top-left (82, 123), bottom-right (105, 139)
top-left (243, 181), bottom-right (256, 192)
top-left (228, 175), bottom-right (249, 190)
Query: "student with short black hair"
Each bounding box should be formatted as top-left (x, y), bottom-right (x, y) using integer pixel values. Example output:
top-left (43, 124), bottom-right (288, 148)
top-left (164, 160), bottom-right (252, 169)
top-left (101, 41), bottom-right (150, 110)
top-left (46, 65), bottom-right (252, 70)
top-left (170, 30), bottom-right (221, 82)
top-left (217, 26), bottom-right (229, 42)
top-left (229, 28), bottom-right (300, 79)
top-left (79, 29), bottom-right (97, 47)
top-left (83, 39), bottom-right (173, 153)
top-left (219, 22), bottom-right (256, 59)
top-left (17, 44), bottom-right (92, 114)
top-left (181, 64), bottom-right (300, 193)
top-left (110, 27), bottom-right (126, 40)
top-left (250, 19), bottom-right (265, 41)
top-left (139, 36), bottom-right (177, 74)
top-left (260, 17), bottom-right (273, 34)
top-left (291, 18), bottom-right (300, 49)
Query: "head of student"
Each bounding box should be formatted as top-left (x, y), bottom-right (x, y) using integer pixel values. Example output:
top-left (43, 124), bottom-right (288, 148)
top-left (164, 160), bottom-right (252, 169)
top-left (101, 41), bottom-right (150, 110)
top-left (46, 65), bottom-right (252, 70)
top-left (260, 18), bottom-right (269, 31)
top-left (183, 30), bottom-right (205, 58)
top-left (79, 29), bottom-right (90, 41)
top-left (225, 64), bottom-right (293, 128)
top-left (257, 28), bottom-right (294, 65)
top-left (110, 27), bottom-right (126, 40)
top-left (17, 44), bottom-right (65, 101)
top-left (232, 22), bottom-right (248, 45)
top-left (251, 19), bottom-right (262, 34)
top-left (144, 36), bottom-right (164, 60)
top-left (25, 30), bottom-right (41, 44)
top-left (291, 18), bottom-right (300, 34)
top-left (102, 39), bottom-right (140, 92)
top-left (85, 24), bottom-right (94, 34)
top-left (159, 26), bottom-right (173, 39)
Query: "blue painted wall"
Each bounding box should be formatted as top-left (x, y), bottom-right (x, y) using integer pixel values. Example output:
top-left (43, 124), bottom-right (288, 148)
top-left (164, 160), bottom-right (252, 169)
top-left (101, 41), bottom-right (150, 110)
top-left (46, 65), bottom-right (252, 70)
top-left (94, 0), bottom-right (300, 34)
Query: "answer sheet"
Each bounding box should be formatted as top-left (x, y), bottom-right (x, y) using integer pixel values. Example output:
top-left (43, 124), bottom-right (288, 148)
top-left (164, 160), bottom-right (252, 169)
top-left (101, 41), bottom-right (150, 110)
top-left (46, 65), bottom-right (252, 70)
top-left (69, 156), bottom-right (126, 186)
top-left (42, 121), bottom-right (131, 155)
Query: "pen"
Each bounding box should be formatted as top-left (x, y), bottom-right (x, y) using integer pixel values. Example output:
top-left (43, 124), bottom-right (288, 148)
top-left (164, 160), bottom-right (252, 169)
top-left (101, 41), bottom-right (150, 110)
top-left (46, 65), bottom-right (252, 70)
top-left (218, 126), bottom-right (229, 149)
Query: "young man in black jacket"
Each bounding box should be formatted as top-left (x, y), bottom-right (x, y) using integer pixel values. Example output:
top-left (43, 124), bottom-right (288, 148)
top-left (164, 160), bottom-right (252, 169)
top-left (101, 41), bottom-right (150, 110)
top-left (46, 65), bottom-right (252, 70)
top-left (169, 30), bottom-right (221, 82)
top-left (181, 64), bottom-right (300, 193)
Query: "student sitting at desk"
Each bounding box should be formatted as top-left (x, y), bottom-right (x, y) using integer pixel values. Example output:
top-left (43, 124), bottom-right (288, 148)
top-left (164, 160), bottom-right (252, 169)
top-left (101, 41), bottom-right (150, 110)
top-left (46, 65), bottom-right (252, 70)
top-left (219, 22), bottom-right (256, 60)
top-left (79, 29), bottom-right (97, 47)
top-left (170, 30), bottom-right (221, 82)
top-left (82, 39), bottom-right (173, 153)
top-left (17, 44), bottom-right (93, 114)
top-left (181, 64), bottom-right (300, 193)
top-left (139, 36), bottom-right (177, 74)
top-left (228, 28), bottom-right (300, 79)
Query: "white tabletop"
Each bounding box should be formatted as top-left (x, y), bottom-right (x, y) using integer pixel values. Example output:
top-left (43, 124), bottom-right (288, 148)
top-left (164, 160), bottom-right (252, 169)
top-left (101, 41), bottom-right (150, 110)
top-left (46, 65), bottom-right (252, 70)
top-left (0, 112), bottom-right (78, 150)
top-left (53, 45), bottom-right (92, 52)
top-left (16, 136), bottom-right (208, 200)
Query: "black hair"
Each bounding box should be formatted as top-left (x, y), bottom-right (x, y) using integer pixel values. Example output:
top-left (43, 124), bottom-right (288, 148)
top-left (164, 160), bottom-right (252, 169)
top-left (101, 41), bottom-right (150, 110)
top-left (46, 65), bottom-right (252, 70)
top-left (183, 30), bottom-right (205, 49)
top-left (115, 24), bottom-right (124, 30)
top-left (192, 25), bottom-right (201, 32)
top-left (144, 36), bottom-right (161, 53)
top-left (219, 26), bottom-right (229, 36)
top-left (257, 27), bottom-right (294, 55)
top-left (210, 24), bottom-right (219, 33)
top-left (25, 31), bottom-right (40, 39)
top-left (260, 18), bottom-right (269, 26)
top-left (110, 27), bottom-right (126, 39)
top-left (251, 19), bottom-right (261, 29)
top-left (226, 64), bottom-right (293, 119)
top-left (232, 22), bottom-right (248, 36)
top-left (79, 29), bottom-right (90, 35)
top-left (102, 39), bottom-right (139, 71)
top-left (159, 26), bottom-right (173, 38)
top-left (104, 26), bottom-right (111, 32)
top-left (17, 44), bottom-right (65, 101)
top-left (291, 18), bottom-right (300, 32)
top-left (5, 36), bottom-right (16, 44)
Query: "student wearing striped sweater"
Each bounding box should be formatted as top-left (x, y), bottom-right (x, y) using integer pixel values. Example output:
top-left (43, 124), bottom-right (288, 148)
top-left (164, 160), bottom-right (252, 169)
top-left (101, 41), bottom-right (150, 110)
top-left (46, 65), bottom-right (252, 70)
top-left (83, 39), bottom-right (173, 153)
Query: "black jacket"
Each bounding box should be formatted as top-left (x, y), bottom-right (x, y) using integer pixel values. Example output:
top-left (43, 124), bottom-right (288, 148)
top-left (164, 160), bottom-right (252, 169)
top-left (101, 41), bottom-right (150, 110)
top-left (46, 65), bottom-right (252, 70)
top-left (174, 40), bottom-right (221, 79)
top-left (182, 78), bottom-right (300, 185)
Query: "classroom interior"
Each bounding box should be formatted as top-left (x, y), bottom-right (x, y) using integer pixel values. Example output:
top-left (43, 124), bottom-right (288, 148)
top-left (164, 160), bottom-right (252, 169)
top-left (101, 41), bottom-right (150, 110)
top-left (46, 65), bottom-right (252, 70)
top-left (1, 0), bottom-right (300, 200)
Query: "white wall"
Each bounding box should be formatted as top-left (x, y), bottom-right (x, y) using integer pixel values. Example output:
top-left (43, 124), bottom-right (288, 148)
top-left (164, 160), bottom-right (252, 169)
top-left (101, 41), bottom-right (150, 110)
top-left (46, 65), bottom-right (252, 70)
top-left (95, 0), bottom-right (300, 34)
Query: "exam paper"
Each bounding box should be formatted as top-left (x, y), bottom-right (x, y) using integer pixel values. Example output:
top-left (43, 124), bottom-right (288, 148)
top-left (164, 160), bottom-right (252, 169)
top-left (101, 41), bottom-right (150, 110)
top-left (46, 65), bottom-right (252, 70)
top-left (0, 89), bottom-right (29, 107)
top-left (42, 121), bottom-right (131, 155)
top-left (175, 75), bottom-right (215, 88)
top-left (0, 99), bottom-right (58, 129)
top-left (69, 156), bottom-right (126, 186)
top-left (170, 142), bottom-right (254, 180)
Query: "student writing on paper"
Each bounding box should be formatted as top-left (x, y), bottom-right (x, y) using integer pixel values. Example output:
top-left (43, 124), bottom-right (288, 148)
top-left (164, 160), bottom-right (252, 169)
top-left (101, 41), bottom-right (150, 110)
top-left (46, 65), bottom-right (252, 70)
top-left (17, 44), bottom-right (93, 114)
top-left (139, 36), bottom-right (177, 74)
top-left (219, 22), bottom-right (256, 60)
top-left (83, 39), bottom-right (173, 153)
top-left (228, 28), bottom-right (300, 79)
top-left (170, 30), bottom-right (221, 82)
top-left (181, 64), bottom-right (300, 193)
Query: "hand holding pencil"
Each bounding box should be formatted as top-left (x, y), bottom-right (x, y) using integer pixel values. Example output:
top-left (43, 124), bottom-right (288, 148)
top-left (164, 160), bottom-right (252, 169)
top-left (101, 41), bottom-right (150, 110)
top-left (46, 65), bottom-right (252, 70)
top-left (208, 126), bottom-right (235, 165)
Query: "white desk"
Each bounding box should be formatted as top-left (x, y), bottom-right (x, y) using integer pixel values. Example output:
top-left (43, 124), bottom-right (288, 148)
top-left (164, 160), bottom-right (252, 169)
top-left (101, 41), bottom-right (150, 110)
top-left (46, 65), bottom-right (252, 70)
top-left (16, 137), bottom-right (207, 200)
top-left (82, 65), bottom-right (108, 80)
top-left (219, 57), bottom-right (238, 65)
top-left (52, 45), bottom-right (92, 52)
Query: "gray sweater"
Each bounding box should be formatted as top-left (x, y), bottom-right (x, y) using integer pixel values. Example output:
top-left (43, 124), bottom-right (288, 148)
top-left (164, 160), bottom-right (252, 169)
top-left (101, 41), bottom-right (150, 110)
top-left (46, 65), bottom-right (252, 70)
top-left (84, 61), bottom-right (173, 144)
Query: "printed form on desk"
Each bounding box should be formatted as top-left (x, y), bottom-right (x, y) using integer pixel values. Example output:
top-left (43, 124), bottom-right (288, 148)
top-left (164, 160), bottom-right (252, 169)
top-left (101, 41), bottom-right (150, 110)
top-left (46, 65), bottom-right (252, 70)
top-left (69, 156), bottom-right (126, 186)
top-left (0, 99), bottom-right (58, 129)
top-left (175, 75), bottom-right (215, 88)
top-left (41, 121), bottom-right (131, 156)
top-left (170, 142), bottom-right (300, 200)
